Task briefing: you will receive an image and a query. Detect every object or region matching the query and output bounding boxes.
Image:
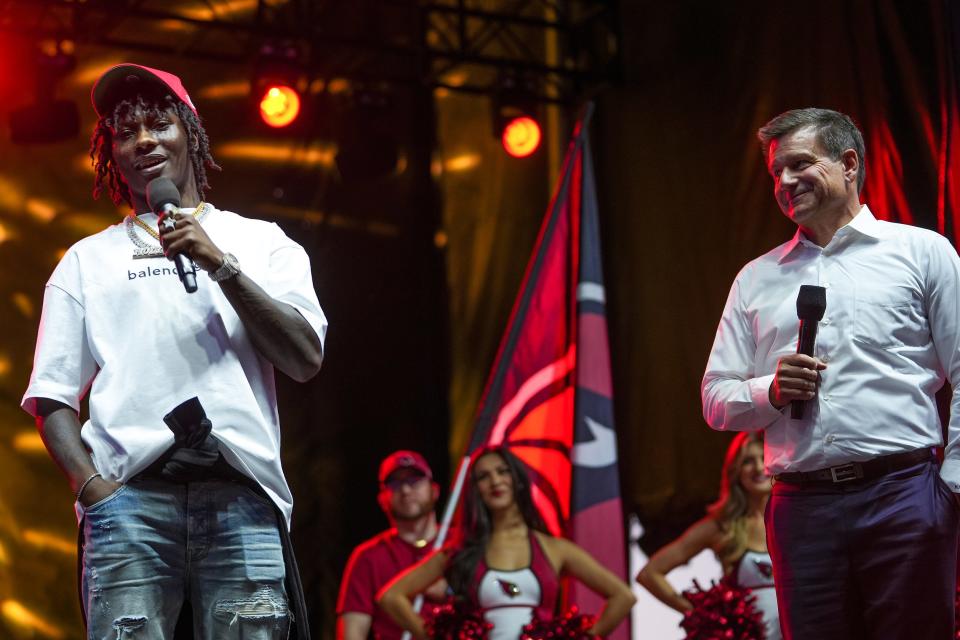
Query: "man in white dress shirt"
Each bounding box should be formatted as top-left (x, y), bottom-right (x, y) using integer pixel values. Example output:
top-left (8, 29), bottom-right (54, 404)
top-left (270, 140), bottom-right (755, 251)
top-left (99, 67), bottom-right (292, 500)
top-left (702, 108), bottom-right (960, 639)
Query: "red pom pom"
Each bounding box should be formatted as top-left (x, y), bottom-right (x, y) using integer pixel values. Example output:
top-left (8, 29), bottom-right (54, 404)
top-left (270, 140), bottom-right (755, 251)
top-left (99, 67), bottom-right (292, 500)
top-left (425, 602), bottom-right (493, 640)
top-left (520, 605), bottom-right (599, 640)
top-left (679, 578), bottom-right (766, 640)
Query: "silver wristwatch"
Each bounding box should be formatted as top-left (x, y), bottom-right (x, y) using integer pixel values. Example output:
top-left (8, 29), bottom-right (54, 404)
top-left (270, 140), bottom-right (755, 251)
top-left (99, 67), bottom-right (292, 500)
top-left (209, 252), bottom-right (241, 282)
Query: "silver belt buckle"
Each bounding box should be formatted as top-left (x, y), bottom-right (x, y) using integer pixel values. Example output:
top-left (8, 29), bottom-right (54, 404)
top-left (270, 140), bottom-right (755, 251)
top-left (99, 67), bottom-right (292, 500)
top-left (829, 462), bottom-right (862, 482)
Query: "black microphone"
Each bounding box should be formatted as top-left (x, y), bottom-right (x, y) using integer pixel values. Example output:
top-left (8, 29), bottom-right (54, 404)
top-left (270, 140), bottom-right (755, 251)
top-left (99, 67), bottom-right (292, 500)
top-left (791, 285), bottom-right (827, 419)
top-left (146, 177), bottom-right (197, 294)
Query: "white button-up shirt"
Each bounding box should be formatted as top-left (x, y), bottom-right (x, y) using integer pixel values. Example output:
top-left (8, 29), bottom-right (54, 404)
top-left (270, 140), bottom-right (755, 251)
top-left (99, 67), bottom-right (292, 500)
top-left (702, 206), bottom-right (960, 488)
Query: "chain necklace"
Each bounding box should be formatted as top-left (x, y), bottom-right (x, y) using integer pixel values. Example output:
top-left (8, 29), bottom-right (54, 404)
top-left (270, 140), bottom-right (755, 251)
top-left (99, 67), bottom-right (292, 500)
top-left (125, 203), bottom-right (209, 259)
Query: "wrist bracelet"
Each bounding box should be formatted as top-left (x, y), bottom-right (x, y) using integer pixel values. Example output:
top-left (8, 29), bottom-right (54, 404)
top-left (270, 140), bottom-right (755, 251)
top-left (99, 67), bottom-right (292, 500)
top-left (76, 472), bottom-right (101, 501)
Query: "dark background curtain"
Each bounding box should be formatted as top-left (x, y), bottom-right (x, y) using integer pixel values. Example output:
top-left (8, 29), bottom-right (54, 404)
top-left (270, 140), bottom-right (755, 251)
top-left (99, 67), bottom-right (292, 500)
top-left (582, 0), bottom-right (960, 549)
top-left (1, 1), bottom-right (959, 637)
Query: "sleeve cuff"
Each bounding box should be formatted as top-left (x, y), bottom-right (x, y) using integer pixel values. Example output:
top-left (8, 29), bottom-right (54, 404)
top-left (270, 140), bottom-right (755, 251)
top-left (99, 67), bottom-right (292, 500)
top-left (288, 303), bottom-right (327, 348)
top-left (21, 385), bottom-right (81, 418)
top-left (748, 374), bottom-right (785, 420)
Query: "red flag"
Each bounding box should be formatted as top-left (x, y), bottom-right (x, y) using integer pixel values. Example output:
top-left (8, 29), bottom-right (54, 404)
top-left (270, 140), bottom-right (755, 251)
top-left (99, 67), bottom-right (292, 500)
top-left (466, 107), bottom-right (630, 640)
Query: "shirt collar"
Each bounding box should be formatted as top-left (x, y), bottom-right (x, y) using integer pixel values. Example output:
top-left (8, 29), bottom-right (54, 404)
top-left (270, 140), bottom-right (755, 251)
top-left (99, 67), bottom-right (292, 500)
top-left (844, 204), bottom-right (883, 239)
top-left (776, 204), bottom-right (880, 264)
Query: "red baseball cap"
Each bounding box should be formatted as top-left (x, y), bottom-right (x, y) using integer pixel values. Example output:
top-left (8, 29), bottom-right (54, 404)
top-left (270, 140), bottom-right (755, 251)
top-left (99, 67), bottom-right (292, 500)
top-left (379, 450), bottom-right (433, 486)
top-left (91, 63), bottom-right (198, 118)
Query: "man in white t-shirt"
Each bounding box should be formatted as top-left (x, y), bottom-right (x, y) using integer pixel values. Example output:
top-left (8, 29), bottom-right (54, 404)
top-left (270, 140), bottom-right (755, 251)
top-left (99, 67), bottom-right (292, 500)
top-left (22, 63), bottom-right (326, 639)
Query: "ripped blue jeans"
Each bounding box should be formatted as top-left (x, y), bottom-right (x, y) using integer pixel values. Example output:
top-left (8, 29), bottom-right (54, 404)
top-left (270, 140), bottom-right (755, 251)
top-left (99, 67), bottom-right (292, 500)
top-left (81, 476), bottom-right (291, 639)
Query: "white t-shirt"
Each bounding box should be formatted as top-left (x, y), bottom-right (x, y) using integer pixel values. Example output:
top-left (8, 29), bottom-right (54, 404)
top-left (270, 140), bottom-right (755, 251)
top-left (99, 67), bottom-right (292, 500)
top-left (22, 205), bottom-right (327, 528)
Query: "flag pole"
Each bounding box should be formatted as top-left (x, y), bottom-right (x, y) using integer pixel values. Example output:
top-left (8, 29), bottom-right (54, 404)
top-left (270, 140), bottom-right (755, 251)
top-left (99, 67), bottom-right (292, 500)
top-left (400, 454), bottom-right (472, 640)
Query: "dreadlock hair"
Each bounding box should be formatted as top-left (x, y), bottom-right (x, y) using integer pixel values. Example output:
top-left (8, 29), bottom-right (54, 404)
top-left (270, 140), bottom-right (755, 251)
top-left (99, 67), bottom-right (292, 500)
top-left (445, 446), bottom-right (549, 601)
top-left (89, 91), bottom-right (221, 207)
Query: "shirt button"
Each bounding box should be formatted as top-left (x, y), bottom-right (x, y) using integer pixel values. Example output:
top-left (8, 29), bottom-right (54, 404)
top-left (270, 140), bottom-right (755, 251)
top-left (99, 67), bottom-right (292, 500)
top-left (822, 317), bottom-right (831, 325)
top-left (821, 355), bottom-right (830, 363)
top-left (823, 394), bottom-right (831, 401)
top-left (826, 434), bottom-right (835, 444)
top-left (823, 282), bottom-right (831, 288)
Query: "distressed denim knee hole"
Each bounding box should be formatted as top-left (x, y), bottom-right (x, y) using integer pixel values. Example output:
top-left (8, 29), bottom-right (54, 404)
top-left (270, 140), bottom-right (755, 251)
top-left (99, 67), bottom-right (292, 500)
top-left (213, 586), bottom-right (290, 634)
top-left (112, 615), bottom-right (147, 638)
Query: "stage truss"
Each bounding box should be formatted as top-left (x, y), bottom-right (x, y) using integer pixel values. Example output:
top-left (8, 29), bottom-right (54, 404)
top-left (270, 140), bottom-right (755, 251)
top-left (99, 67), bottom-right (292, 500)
top-left (0, 0), bottom-right (620, 104)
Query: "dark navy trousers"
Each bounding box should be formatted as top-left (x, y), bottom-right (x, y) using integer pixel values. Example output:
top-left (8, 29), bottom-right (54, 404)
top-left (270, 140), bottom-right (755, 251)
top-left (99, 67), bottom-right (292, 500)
top-left (766, 459), bottom-right (959, 639)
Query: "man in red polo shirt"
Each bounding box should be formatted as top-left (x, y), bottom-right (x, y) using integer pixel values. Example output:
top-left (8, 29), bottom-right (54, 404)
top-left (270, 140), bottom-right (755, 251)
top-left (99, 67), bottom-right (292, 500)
top-left (337, 451), bottom-right (446, 640)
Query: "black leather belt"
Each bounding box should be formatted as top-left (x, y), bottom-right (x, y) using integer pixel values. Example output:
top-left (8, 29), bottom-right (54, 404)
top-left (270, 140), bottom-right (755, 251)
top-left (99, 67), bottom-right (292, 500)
top-left (774, 448), bottom-right (935, 485)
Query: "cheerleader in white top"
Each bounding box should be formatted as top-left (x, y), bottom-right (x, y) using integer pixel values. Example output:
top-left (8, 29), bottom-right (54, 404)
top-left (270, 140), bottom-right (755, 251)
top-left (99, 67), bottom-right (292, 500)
top-left (637, 432), bottom-right (781, 639)
top-left (472, 530), bottom-right (559, 640)
top-left (379, 446), bottom-right (636, 640)
top-left (730, 549), bottom-right (779, 640)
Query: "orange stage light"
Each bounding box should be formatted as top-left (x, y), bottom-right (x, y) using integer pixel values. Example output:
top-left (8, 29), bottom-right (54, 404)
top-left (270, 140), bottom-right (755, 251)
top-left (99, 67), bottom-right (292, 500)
top-left (259, 85), bottom-right (301, 128)
top-left (501, 116), bottom-right (541, 158)
top-left (1, 600), bottom-right (64, 639)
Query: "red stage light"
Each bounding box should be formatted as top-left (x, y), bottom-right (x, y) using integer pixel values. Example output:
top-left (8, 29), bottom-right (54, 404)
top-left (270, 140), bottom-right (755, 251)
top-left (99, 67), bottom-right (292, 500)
top-left (501, 116), bottom-right (541, 158)
top-left (259, 85), bottom-right (300, 128)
